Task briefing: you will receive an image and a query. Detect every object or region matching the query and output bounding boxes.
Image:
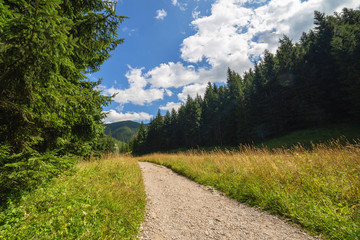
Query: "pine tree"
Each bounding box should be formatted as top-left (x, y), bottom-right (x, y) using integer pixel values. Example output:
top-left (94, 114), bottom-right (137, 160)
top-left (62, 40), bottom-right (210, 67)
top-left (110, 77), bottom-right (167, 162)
top-left (132, 122), bottom-right (147, 154)
top-left (131, 8), bottom-right (360, 154)
top-left (330, 8), bottom-right (360, 119)
top-left (184, 95), bottom-right (202, 147)
top-left (0, 0), bottom-right (126, 155)
top-left (0, 0), bottom-right (126, 204)
top-left (163, 111), bottom-right (172, 149)
top-left (223, 68), bottom-right (242, 145)
top-left (170, 108), bottom-right (179, 149)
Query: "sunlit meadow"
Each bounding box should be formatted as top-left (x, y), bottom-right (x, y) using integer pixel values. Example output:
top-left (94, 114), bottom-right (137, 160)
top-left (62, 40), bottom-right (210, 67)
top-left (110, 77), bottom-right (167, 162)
top-left (0, 155), bottom-right (146, 239)
top-left (138, 141), bottom-right (360, 240)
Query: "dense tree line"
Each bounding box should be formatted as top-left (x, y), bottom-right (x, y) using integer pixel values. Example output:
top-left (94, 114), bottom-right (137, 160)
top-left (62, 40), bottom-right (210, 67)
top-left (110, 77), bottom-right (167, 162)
top-left (131, 9), bottom-right (360, 154)
top-left (0, 0), bottom-right (125, 205)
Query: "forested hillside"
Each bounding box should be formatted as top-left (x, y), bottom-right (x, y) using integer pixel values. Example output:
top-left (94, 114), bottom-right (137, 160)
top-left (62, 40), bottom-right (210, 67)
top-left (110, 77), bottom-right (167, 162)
top-left (131, 9), bottom-right (360, 154)
top-left (0, 1), bottom-right (125, 206)
top-left (105, 121), bottom-right (141, 142)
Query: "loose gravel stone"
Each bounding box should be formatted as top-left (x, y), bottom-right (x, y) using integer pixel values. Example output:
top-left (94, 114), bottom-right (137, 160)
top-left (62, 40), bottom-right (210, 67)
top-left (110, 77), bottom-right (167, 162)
top-left (138, 162), bottom-right (321, 240)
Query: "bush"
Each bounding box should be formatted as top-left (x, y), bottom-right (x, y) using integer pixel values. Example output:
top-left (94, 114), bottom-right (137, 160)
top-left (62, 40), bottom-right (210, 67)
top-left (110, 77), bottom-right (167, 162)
top-left (0, 147), bottom-right (76, 209)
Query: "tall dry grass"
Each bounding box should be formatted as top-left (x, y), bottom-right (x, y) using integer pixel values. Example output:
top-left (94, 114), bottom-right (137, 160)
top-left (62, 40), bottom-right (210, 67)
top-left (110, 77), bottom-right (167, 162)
top-left (138, 141), bottom-right (360, 240)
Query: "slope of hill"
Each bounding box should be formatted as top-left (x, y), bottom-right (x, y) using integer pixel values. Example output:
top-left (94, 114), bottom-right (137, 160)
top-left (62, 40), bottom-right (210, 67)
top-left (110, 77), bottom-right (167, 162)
top-left (105, 121), bottom-right (141, 142)
top-left (259, 122), bottom-right (360, 149)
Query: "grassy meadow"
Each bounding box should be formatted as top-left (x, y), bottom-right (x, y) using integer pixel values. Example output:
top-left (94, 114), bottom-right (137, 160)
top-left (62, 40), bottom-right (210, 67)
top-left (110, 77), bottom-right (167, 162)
top-left (0, 155), bottom-right (146, 239)
top-left (138, 141), bottom-right (360, 240)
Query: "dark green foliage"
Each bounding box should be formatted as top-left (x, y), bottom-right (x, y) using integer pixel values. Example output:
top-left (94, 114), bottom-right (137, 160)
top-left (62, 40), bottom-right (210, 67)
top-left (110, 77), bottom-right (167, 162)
top-left (0, 0), bottom-right (126, 205)
top-left (132, 9), bottom-right (360, 154)
top-left (146, 110), bottom-right (165, 151)
top-left (130, 122), bottom-right (147, 154)
top-left (0, 148), bottom-right (77, 208)
top-left (184, 95), bottom-right (202, 147)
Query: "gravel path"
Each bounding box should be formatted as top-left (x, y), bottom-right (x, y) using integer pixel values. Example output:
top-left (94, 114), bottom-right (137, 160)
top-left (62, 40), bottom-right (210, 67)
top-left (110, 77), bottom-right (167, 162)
top-left (138, 162), bottom-right (320, 240)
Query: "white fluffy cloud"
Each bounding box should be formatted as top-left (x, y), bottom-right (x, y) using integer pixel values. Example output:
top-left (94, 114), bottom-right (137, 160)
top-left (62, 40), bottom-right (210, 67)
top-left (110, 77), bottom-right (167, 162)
top-left (107, 0), bottom-right (359, 113)
top-left (180, 0), bottom-right (359, 78)
top-left (103, 110), bottom-right (153, 123)
top-left (146, 62), bottom-right (200, 88)
top-left (104, 66), bottom-right (165, 105)
top-left (155, 9), bottom-right (167, 20)
top-left (145, 60), bottom-right (230, 90)
top-left (159, 102), bottom-right (183, 111)
top-left (178, 83), bottom-right (208, 102)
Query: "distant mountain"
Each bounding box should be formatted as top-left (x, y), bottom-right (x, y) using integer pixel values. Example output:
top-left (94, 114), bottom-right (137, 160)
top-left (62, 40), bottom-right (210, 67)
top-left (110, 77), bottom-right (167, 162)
top-left (104, 121), bottom-right (141, 143)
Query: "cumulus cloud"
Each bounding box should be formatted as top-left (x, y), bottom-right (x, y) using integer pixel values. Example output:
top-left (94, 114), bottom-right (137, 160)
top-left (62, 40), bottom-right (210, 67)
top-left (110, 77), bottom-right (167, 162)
top-left (145, 60), bottom-right (230, 90)
top-left (109, 0), bottom-right (359, 110)
top-left (103, 110), bottom-right (153, 123)
top-left (155, 9), bottom-right (167, 20)
top-left (180, 0), bottom-right (359, 78)
top-left (165, 89), bottom-right (173, 97)
top-left (104, 66), bottom-right (165, 105)
top-left (146, 62), bottom-right (200, 88)
top-left (159, 102), bottom-right (183, 111)
top-left (178, 83), bottom-right (208, 102)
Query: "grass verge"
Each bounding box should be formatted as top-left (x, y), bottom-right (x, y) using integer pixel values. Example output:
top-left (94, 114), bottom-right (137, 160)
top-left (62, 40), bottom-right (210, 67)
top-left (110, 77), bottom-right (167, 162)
top-left (138, 141), bottom-right (360, 240)
top-left (0, 155), bottom-right (146, 239)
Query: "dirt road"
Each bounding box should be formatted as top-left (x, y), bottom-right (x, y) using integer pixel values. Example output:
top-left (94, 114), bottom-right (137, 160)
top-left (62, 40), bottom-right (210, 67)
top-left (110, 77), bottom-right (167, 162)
top-left (138, 162), bottom-right (319, 240)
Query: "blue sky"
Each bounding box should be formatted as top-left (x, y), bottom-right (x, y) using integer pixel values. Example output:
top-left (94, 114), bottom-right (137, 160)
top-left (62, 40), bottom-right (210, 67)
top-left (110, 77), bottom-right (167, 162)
top-left (93, 0), bottom-right (359, 123)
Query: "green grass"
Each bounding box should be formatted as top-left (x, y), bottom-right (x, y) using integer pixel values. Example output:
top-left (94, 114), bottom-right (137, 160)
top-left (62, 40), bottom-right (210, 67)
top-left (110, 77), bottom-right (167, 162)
top-left (138, 141), bottom-right (360, 240)
top-left (0, 155), bottom-right (146, 239)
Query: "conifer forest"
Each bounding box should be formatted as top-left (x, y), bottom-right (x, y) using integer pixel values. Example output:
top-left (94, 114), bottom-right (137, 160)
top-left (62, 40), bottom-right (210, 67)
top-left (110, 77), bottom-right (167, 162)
top-left (131, 9), bottom-right (360, 154)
